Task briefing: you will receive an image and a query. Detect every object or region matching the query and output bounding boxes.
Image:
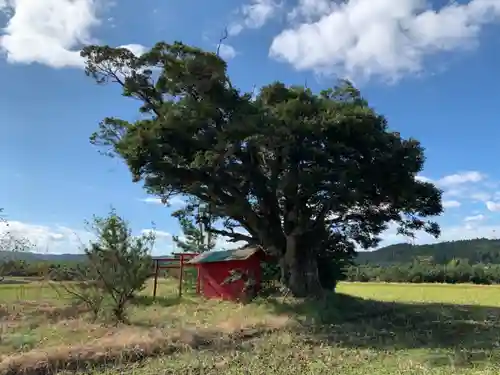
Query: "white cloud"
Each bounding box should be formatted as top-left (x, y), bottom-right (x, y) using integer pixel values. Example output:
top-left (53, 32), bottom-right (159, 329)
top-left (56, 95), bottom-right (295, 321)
top-left (229, 0), bottom-right (282, 36)
top-left (470, 191), bottom-right (491, 202)
top-left (443, 188), bottom-right (464, 197)
top-left (438, 171), bottom-right (485, 186)
top-left (0, 0), bottom-right (147, 68)
top-left (288, 0), bottom-right (333, 22)
top-left (215, 234), bottom-right (247, 251)
top-left (464, 214), bottom-right (485, 222)
top-left (415, 175), bottom-right (433, 183)
top-left (118, 43), bottom-right (148, 57)
top-left (415, 171), bottom-right (485, 187)
top-left (379, 219), bottom-right (500, 247)
top-left (0, 220), bottom-right (94, 254)
top-left (140, 228), bottom-right (171, 239)
top-left (0, 220), bottom-right (180, 256)
top-left (139, 196), bottom-right (186, 206)
top-left (269, 0), bottom-right (500, 81)
top-left (442, 200), bottom-right (461, 208)
top-left (140, 197), bottom-right (163, 205)
top-left (217, 43), bottom-right (237, 60)
top-left (0, 0), bottom-right (102, 68)
top-left (486, 201), bottom-right (500, 212)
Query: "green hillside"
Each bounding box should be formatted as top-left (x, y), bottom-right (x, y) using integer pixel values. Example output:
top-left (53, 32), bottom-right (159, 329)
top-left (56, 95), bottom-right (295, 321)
top-left (3, 238), bottom-right (500, 267)
top-left (356, 238), bottom-right (500, 265)
top-left (0, 251), bottom-right (86, 263)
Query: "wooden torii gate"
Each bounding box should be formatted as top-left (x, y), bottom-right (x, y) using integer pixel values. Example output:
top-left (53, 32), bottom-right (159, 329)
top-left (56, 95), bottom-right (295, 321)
top-left (151, 252), bottom-right (199, 299)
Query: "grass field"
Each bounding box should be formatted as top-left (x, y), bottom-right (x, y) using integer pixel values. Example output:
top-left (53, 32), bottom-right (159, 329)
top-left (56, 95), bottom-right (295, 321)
top-left (1, 279), bottom-right (500, 374)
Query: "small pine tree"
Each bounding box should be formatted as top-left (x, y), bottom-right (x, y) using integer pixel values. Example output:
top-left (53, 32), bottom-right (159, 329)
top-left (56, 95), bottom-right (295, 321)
top-left (84, 209), bottom-right (154, 322)
top-left (172, 198), bottom-right (217, 253)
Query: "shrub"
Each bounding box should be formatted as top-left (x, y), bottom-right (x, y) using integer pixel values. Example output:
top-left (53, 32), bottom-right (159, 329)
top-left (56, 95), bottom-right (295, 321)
top-left (84, 209), bottom-right (154, 323)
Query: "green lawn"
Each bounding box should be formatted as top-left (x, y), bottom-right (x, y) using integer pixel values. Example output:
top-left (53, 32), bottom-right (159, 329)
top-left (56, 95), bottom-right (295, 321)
top-left (1, 279), bottom-right (500, 374)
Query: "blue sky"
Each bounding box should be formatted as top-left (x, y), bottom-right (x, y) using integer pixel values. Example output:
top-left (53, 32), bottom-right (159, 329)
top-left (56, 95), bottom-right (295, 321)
top-left (1, 0), bottom-right (500, 255)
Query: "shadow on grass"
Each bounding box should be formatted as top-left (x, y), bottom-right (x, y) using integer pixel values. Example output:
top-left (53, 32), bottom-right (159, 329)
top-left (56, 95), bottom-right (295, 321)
top-left (0, 279), bottom-right (31, 285)
top-left (131, 295), bottom-right (194, 308)
top-left (261, 293), bottom-right (500, 367)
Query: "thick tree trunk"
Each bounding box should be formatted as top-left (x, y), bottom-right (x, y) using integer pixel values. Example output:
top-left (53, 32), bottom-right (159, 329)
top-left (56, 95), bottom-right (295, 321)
top-left (281, 235), bottom-right (323, 297)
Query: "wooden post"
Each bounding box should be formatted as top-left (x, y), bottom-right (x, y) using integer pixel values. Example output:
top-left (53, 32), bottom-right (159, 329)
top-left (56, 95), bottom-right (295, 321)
top-left (196, 266), bottom-right (201, 294)
top-left (178, 254), bottom-right (184, 298)
top-left (152, 259), bottom-right (159, 300)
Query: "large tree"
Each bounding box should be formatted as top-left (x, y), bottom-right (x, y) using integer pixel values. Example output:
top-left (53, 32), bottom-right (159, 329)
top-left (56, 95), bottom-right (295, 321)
top-left (81, 42), bottom-right (443, 297)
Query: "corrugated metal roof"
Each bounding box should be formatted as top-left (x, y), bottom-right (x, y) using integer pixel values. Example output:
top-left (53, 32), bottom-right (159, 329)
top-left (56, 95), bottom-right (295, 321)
top-left (187, 246), bottom-right (263, 265)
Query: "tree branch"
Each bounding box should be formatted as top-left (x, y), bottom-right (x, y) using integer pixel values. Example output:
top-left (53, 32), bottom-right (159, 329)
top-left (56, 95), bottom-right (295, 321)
top-left (207, 227), bottom-right (256, 244)
top-left (216, 28), bottom-right (229, 57)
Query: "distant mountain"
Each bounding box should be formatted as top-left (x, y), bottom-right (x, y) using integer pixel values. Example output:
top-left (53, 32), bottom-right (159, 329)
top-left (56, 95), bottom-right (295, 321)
top-left (0, 251), bottom-right (172, 263)
top-left (356, 238), bottom-right (500, 265)
top-left (3, 238), bottom-right (500, 267)
top-left (0, 251), bottom-right (86, 263)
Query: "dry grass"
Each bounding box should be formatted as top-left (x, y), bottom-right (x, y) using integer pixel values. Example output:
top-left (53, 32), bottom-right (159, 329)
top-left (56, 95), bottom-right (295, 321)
top-left (1, 278), bottom-right (500, 374)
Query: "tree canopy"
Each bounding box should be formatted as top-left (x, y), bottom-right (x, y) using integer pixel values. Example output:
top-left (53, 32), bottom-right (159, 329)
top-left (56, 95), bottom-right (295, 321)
top-left (81, 41), bottom-right (443, 296)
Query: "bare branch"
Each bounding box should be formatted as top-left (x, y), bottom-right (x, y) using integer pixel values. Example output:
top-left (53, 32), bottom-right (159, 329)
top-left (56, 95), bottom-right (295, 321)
top-left (216, 27), bottom-right (229, 57)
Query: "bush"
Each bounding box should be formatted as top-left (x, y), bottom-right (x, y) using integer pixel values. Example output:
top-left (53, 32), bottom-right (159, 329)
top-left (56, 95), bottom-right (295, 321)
top-left (84, 210), bottom-right (154, 322)
top-left (49, 210), bottom-right (155, 323)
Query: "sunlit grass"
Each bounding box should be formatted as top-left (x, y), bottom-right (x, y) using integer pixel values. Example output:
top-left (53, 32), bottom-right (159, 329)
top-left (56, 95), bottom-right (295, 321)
top-left (1, 278), bottom-right (500, 374)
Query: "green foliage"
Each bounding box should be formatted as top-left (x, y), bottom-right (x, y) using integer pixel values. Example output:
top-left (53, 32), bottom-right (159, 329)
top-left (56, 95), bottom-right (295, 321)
top-left (0, 208), bottom-right (34, 282)
top-left (81, 41), bottom-right (442, 297)
top-left (48, 210), bottom-right (154, 323)
top-left (345, 260), bottom-right (500, 284)
top-left (357, 238), bottom-right (500, 265)
top-left (172, 197), bottom-right (217, 253)
top-left (0, 259), bottom-right (85, 280)
top-left (348, 239), bottom-right (500, 285)
top-left (83, 209), bottom-right (154, 322)
top-left (51, 273), bottom-right (105, 321)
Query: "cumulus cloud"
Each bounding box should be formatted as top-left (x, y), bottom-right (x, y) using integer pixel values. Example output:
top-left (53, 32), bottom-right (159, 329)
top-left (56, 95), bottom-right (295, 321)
top-left (417, 171), bottom-right (486, 187)
top-left (417, 171), bottom-right (500, 215)
top-left (0, 0), bottom-right (101, 68)
top-left (470, 192), bottom-right (492, 202)
top-left (464, 214), bottom-right (485, 222)
top-left (217, 43), bottom-right (237, 60)
top-left (379, 219), bottom-right (500, 247)
top-left (486, 201), bottom-right (500, 212)
top-left (438, 171), bottom-right (485, 186)
top-left (269, 0), bottom-right (500, 81)
top-left (229, 0), bottom-right (282, 36)
top-left (442, 200), bottom-right (461, 209)
top-left (0, 220), bottom-right (181, 256)
top-left (118, 43), bottom-right (148, 57)
top-left (0, 0), bottom-right (147, 68)
top-left (0, 220), bottom-right (94, 254)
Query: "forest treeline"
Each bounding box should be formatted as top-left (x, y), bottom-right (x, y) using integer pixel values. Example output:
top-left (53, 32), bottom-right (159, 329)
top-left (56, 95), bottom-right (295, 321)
top-left (356, 238), bottom-right (500, 265)
top-left (3, 238), bottom-right (500, 285)
top-left (4, 256), bottom-right (500, 285)
top-left (347, 238), bottom-right (500, 284)
top-left (344, 260), bottom-right (500, 284)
